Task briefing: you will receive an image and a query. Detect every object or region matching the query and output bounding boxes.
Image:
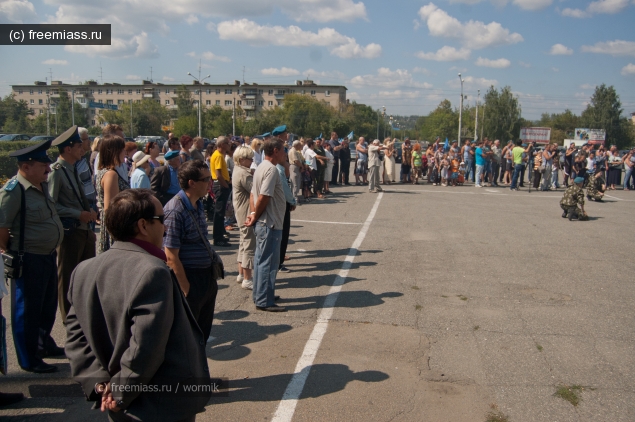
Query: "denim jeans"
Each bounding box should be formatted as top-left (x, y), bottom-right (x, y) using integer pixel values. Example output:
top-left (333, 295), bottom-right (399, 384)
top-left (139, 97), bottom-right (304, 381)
top-left (253, 222), bottom-right (282, 308)
top-left (624, 166), bottom-right (633, 190)
top-left (475, 164), bottom-right (484, 186)
top-left (465, 159), bottom-right (474, 182)
top-left (511, 164), bottom-right (523, 189)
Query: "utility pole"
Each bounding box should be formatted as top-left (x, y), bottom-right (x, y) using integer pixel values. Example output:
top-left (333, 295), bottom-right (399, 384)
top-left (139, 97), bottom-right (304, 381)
top-left (458, 73), bottom-right (464, 143)
top-left (232, 98), bottom-right (236, 136)
top-left (130, 100), bottom-right (133, 138)
top-left (481, 105), bottom-right (485, 141)
top-left (376, 108), bottom-right (380, 140)
top-left (46, 77), bottom-right (50, 136)
top-left (187, 71), bottom-right (210, 138)
top-left (475, 89), bottom-right (480, 141)
top-left (71, 89), bottom-right (75, 126)
top-left (382, 106), bottom-right (386, 139)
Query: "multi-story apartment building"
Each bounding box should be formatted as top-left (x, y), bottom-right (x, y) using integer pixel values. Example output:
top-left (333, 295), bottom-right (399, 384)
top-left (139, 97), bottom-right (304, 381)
top-left (11, 79), bottom-right (347, 127)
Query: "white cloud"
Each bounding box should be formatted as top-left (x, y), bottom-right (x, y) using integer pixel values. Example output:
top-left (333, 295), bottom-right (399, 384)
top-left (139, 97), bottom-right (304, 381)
top-left (549, 43), bottom-right (573, 55)
top-left (217, 19), bottom-right (381, 59)
top-left (518, 61), bottom-right (531, 68)
top-left (552, 67), bottom-right (560, 72)
top-left (0, 0), bottom-right (37, 24)
top-left (201, 51), bottom-right (231, 62)
top-left (580, 83), bottom-right (596, 89)
top-left (561, 0), bottom-right (630, 17)
top-left (206, 22), bottom-right (217, 32)
top-left (622, 63), bottom-right (635, 75)
top-left (416, 46), bottom-right (471, 61)
top-left (413, 19), bottom-right (421, 30)
top-left (125, 75), bottom-right (141, 80)
top-left (186, 51), bottom-right (196, 57)
top-left (302, 69), bottom-right (347, 80)
top-left (64, 32), bottom-right (159, 59)
top-left (185, 14), bottom-right (198, 24)
top-left (475, 57), bottom-right (511, 68)
top-left (350, 68), bottom-right (433, 90)
top-left (581, 40), bottom-right (635, 57)
top-left (574, 92), bottom-right (588, 99)
top-left (261, 67), bottom-right (301, 76)
top-left (41, 59), bottom-right (68, 65)
top-left (162, 76), bottom-right (175, 81)
top-left (417, 3), bottom-right (523, 50)
top-left (512, 0), bottom-right (552, 10)
top-left (412, 67), bottom-right (432, 75)
top-left (377, 90), bottom-right (422, 99)
top-left (448, 76), bottom-right (497, 89)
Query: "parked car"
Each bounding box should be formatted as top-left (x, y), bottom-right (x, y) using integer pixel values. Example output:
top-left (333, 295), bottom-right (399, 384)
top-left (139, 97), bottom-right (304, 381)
top-left (29, 135), bottom-right (55, 142)
top-left (0, 134), bottom-right (31, 141)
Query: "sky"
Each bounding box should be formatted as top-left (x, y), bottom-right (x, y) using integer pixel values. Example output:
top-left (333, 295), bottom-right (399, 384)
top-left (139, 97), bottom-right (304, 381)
top-left (1, 0), bottom-right (634, 120)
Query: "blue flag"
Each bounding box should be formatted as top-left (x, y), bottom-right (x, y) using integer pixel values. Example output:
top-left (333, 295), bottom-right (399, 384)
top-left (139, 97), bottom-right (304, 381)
top-left (318, 133), bottom-right (322, 139)
top-left (444, 138), bottom-right (449, 152)
top-left (347, 131), bottom-right (354, 140)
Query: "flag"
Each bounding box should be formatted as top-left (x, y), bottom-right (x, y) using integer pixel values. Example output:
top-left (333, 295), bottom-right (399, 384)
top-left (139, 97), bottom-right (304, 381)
top-left (444, 138), bottom-right (449, 152)
top-left (318, 133), bottom-right (322, 139)
top-left (347, 131), bottom-right (354, 140)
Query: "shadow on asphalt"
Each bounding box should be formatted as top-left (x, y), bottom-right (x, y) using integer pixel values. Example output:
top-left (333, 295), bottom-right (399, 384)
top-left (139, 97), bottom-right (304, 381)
top-left (280, 291), bottom-right (403, 311)
top-left (209, 311), bottom-right (292, 362)
top-left (211, 363), bottom-right (389, 404)
top-left (275, 274), bottom-right (364, 290)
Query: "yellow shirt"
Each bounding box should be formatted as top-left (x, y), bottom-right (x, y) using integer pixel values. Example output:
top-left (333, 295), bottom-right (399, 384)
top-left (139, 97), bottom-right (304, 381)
top-left (210, 150), bottom-right (230, 182)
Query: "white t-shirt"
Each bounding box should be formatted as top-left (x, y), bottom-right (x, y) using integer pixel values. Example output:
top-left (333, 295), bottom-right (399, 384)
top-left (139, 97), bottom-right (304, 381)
top-left (252, 160), bottom-right (286, 230)
top-left (304, 148), bottom-right (318, 171)
top-left (587, 157), bottom-right (595, 171)
top-left (250, 150), bottom-right (262, 171)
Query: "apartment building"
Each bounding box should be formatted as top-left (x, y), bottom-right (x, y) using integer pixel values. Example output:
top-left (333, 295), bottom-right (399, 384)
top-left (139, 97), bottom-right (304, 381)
top-left (11, 79), bottom-right (348, 126)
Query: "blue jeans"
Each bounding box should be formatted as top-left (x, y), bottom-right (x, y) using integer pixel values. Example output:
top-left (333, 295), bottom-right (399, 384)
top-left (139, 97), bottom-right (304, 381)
top-left (475, 164), bottom-right (484, 186)
top-left (511, 164), bottom-right (523, 189)
top-left (624, 166), bottom-right (633, 190)
top-left (253, 222), bottom-right (282, 308)
top-left (465, 159), bottom-right (474, 182)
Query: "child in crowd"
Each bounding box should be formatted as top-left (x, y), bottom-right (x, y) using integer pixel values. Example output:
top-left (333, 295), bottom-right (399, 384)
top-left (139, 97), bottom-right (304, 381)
top-left (302, 166), bottom-right (313, 202)
top-left (412, 143), bottom-right (423, 184)
top-left (450, 156), bottom-right (460, 186)
top-left (458, 161), bottom-right (466, 185)
top-left (440, 154), bottom-right (449, 187)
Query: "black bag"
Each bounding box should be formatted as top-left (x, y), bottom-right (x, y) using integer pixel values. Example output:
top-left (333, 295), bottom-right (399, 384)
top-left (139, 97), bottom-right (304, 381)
top-left (2, 182), bottom-right (26, 279)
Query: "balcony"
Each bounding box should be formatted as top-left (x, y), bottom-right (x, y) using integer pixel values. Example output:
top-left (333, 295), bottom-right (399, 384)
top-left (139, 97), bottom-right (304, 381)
top-left (243, 105), bottom-right (255, 110)
top-left (143, 93), bottom-right (154, 98)
top-left (274, 94), bottom-right (285, 100)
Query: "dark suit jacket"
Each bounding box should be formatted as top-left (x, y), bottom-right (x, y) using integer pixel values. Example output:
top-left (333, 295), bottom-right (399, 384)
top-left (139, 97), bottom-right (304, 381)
top-left (65, 241), bottom-right (211, 421)
top-left (150, 165), bottom-right (174, 206)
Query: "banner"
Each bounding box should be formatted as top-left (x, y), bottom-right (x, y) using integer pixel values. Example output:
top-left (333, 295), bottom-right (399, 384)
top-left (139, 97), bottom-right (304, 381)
top-left (574, 128), bottom-right (606, 142)
top-left (520, 127), bottom-right (551, 144)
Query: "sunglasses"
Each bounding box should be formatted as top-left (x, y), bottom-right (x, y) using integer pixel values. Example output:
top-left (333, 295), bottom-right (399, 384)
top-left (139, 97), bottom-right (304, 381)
top-left (196, 176), bottom-right (212, 182)
top-left (152, 215), bottom-right (165, 224)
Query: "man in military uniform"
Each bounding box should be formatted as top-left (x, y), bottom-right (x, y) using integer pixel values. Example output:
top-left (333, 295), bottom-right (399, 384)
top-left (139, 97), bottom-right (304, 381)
top-left (586, 168), bottom-right (605, 202)
top-left (49, 126), bottom-right (98, 323)
top-left (0, 140), bottom-right (64, 373)
top-left (560, 176), bottom-right (588, 221)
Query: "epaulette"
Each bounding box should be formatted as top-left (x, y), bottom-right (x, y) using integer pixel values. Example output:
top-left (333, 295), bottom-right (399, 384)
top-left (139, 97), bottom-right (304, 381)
top-left (2, 178), bottom-right (18, 192)
top-left (51, 162), bottom-right (62, 170)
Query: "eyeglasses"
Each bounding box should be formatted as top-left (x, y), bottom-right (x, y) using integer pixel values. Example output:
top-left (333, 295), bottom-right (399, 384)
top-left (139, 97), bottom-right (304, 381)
top-left (196, 176), bottom-right (212, 182)
top-left (152, 215), bottom-right (165, 224)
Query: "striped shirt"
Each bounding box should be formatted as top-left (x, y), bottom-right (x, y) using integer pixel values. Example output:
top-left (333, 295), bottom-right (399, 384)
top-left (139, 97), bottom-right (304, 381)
top-left (163, 190), bottom-right (212, 269)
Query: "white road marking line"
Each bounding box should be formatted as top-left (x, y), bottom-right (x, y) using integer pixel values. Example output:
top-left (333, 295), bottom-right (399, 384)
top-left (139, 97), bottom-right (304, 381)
top-left (271, 192), bottom-right (384, 422)
top-left (604, 194), bottom-right (623, 201)
top-left (387, 188), bottom-right (557, 198)
top-left (291, 219), bottom-right (362, 225)
top-left (485, 189), bottom-right (499, 193)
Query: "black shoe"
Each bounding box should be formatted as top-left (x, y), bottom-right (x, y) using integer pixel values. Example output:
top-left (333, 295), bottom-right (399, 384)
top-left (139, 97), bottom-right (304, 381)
top-left (278, 266), bottom-right (290, 273)
top-left (256, 304), bottom-right (287, 312)
top-left (0, 392), bottom-right (25, 407)
top-left (274, 295), bottom-right (281, 301)
top-left (213, 240), bottom-right (231, 247)
top-left (38, 345), bottom-right (66, 359)
top-left (519, 184), bottom-right (525, 188)
top-left (568, 211), bottom-right (576, 221)
top-left (344, 183), bottom-right (351, 185)
top-left (22, 362), bottom-right (58, 373)
top-left (562, 211), bottom-right (567, 218)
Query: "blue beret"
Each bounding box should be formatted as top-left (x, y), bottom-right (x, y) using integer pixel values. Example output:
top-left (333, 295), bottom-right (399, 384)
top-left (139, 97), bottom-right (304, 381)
top-left (271, 125), bottom-right (287, 136)
top-left (165, 150), bottom-right (179, 160)
top-left (574, 177), bottom-right (585, 184)
top-left (261, 132), bottom-right (271, 138)
top-left (10, 139), bottom-right (53, 163)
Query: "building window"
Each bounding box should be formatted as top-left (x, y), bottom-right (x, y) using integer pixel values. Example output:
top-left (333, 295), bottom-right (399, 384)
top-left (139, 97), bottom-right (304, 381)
top-left (225, 100), bottom-right (232, 106)
top-left (98, 89), bottom-right (103, 94)
top-left (18, 90), bottom-right (23, 94)
top-left (268, 101), bottom-right (273, 106)
top-left (165, 100), bottom-right (170, 105)
top-left (225, 89), bottom-right (232, 94)
top-left (38, 90), bottom-right (42, 94)
top-left (246, 111), bottom-right (255, 117)
top-left (215, 89), bottom-right (220, 94)
top-left (165, 89), bottom-right (170, 94)
top-left (39, 109), bottom-right (44, 114)
top-left (215, 100), bottom-right (220, 105)
top-left (91, 120), bottom-right (95, 125)
top-left (206, 89), bottom-right (211, 95)
top-left (98, 99), bottom-right (103, 103)
top-left (237, 100), bottom-right (242, 106)
top-left (268, 90), bottom-right (273, 95)
top-left (246, 100), bottom-right (255, 105)
top-left (258, 100), bottom-right (264, 106)
top-left (118, 89), bottom-right (124, 94)
top-left (29, 108), bottom-right (34, 113)
top-left (136, 89), bottom-right (141, 94)
top-left (310, 90), bottom-right (316, 96)
top-left (206, 100), bottom-right (211, 105)
top-left (259, 90), bottom-right (263, 95)
top-left (277, 90), bottom-right (285, 95)
top-left (30, 90), bottom-right (34, 95)
top-left (90, 89), bottom-right (95, 94)
top-left (30, 99), bottom-right (34, 104)
top-left (91, 110), bottom-right (95, 115)
top-left (118, 100), bottom-right (124, 104)
top-left (325, 90), bottom-right (330, 96)
top-left (106, 89), bottom-right (112, 94)
top-left (106, 100), bottom-right (113, 105)
top-left (38, 99), bottom-right (43, 104)
top-left (79, 98), bottom-right (86, 103)
top-left (128, 89), bottom-right (133, 94)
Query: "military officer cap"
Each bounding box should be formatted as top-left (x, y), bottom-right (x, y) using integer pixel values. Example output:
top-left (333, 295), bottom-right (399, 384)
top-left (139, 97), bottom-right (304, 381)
top-left (574, 176), bottom-right (585, 184)
top-left (9, 139), bottom-right (54, 163)
top-left (164, 150), bottom-right (180, 160)
top-left (271, 125), bottom-right (287, 136)
top-left (51, 125), bottom-right (82, 149)
top-left (253, 135), bottom-right (264, 140)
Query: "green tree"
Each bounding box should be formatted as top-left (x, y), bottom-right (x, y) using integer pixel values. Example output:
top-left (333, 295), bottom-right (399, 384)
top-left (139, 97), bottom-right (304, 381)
top-left (54, 89), bottom-right (88, 132)
top-left (580, 84), bottom-right (631, 148)
top-left (482, 86), bottom-right (521, 142)
top-left (175, 85), bottom-right (194, 118)
top-left (537, 109), bottom-right (580, 145)
top-left (29, 114), bottom-right (48, 135)
top-left (101, 99), bottom-right (169, 136)
top-left (0, 94), bottom-right (31, 132)
top-left (419, 100), bottom-right (459, 142)
top-left (173, 115), bottom-right (198, 138)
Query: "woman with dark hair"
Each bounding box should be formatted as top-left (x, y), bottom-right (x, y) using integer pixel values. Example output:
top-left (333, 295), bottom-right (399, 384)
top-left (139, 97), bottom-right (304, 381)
top-left (179, 135), bottom-right (193, 163)
top-left (96, 135), bottom-right (130, 253)
top-left (144, 141), bottom-right (161, 169)
top-left (606, 145), bottom-right (622, 190)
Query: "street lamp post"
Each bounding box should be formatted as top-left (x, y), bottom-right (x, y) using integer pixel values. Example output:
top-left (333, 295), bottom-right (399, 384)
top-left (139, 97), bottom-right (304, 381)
top-left (376, 108), bottom-right (380, 140)
top-left (71, 89), bottom-right (75, 126)
top-left (458, 73), bottom-right (464, 144)
top-left (475, 89), bottom-right (480, 141)
top-left (382, 106), bottom-right (386, 139)
top-left (187, 72), bottom-right (211, 137)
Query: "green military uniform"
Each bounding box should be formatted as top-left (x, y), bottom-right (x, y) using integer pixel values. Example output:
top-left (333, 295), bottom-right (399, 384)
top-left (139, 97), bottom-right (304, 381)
top-left (48, 126), bottom-right (97, 323)
top-left (586, 173), bottom-right (605, 201)
top-left (559, 183), bottom-right (588, 221)
top-left (0, 139), bottom-right (65, 372)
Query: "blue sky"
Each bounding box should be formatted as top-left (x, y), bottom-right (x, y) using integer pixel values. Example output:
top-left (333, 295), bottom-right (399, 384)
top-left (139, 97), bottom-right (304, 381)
top-left (1, 0), bottom-right (634, 120)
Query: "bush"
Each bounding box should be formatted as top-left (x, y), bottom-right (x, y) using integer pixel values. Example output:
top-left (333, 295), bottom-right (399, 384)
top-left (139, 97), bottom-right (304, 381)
top-left (0, 141), bottom-right (39, 152)
top-left (0, 149), bottom-right (60, 178)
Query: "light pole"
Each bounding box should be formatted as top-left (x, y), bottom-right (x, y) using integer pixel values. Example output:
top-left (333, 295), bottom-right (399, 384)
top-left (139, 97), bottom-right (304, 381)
top-left (382, 106), bottom-right (386, 139)
top-left (130, 100), bottom-right (133, 138)
top-left (187, 72), bottom-right (210, 137)
top-left (376, 108), bottom-right (380, 140)
top-left (475, 89), bottom-right (480, 141)
top-left (46, 90), bottom-right (50, 136)
top-left (458, 73), bottom-right (464, 144)
top-left (71, 89), bottom-right (75, 126)
top-left (389, 115), bottom-right (393, 139)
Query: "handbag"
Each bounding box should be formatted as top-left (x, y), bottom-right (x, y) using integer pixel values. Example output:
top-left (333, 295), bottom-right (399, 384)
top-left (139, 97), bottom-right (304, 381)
top-left (179, 197), bottom-right (225, 280)
top-left (2, 182), bottom-right (26, 279)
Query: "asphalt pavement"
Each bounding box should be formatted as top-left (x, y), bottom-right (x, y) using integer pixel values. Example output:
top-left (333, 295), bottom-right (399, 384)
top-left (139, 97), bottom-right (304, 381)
top-left (1, 165), bottom-right (635, 422)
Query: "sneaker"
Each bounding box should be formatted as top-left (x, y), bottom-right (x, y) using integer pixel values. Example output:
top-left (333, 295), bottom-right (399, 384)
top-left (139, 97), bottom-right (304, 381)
top-left (256, 304), bottom-right (287, 312)
top-left (278, 266), bottom-right (290, 273)
top-left (237, 274), bottom-right (244, 283)
top-left (475, 184), bottom-right (482, 188)
top-left (242, 279), bottom-right (253, 290)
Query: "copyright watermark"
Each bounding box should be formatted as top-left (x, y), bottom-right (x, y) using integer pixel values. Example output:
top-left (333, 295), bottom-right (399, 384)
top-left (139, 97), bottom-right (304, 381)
top-left (0, 24), bottom-right (111, 45)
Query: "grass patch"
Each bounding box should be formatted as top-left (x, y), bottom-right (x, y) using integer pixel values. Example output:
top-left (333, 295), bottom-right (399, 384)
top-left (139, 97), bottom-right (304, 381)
top-left (473, 325), bottom-right (480, 331)
top-left (415, 304), bottom-right (422, 311)
top-left (411, 286), bottom-right (420, 290)
top-left (457, 295), bottom-right (468, 301)
top-left (485, 404), bottom-right (509, 422)
top-left (536, 343), bottom-right (543, 352)
top-left (441, 295), bottom-right (449, 298)
top-left (553, 385), bottom-right (584, 406)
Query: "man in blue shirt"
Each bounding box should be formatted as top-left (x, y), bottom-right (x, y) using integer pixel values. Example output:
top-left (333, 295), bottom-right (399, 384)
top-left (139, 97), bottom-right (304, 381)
top-left (150, 150), bottom-right (181, 205)
top-left (474, 139), bottom-right (486, 187)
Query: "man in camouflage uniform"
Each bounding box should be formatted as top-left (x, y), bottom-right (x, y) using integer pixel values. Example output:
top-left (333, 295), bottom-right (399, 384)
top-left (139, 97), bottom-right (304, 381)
top-left (586, 168), bottom-right (605, 202)
top-left (560, 176), bottom-right (588, 221)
